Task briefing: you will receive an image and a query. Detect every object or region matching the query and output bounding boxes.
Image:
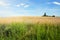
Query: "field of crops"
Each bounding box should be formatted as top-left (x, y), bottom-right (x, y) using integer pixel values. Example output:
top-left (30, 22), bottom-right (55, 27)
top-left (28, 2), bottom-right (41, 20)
top-left (0, 17), bottom-right (60, 40)
top-left (0, 17), bottom-right (60, 24)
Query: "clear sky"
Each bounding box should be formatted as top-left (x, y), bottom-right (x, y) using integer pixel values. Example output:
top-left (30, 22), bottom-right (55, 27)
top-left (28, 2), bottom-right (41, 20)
top-left (0, 0), bottom-right (60, 17)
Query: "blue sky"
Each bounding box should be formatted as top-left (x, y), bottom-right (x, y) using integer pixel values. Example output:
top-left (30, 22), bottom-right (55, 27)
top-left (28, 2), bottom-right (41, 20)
top-left (0, 0), bottom-right (60, 17)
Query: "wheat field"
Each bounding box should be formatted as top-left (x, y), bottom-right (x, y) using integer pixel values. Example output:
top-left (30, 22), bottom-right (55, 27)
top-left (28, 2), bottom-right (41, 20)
top-left (0, 16), bottom-right (60, 24)
top-left (0, 16), bottom-right (60, 40)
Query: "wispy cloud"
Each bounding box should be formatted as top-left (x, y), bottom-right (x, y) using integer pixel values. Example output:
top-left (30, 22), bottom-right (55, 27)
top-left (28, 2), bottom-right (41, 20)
top-left (16, 3), bottom-right (25, 7)
top-left (53, 2), bottom-right (60, 5)
top-left (20, 3), bottom-right (25, 6)
top-left (0, 0), bottom-right (11, 8)
top-left (24, 5), bottom-right (29, 8)
top-left (0, 1), bottom-right (10, 6)
top-left (16, 3), bottom-right (29, 8)
top-left (16, 4), bottom-right (20, 7)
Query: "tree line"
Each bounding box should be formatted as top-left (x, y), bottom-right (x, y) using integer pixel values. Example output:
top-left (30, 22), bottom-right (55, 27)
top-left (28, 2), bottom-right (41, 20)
top-left (42, 12), bottom-right (55, 17)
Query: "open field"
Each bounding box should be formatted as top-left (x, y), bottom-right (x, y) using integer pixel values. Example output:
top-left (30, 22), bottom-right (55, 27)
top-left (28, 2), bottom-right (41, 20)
top-left (0, 16), bottom-right (60, 24)
top-left (0, 16), bottom-right (60, 40)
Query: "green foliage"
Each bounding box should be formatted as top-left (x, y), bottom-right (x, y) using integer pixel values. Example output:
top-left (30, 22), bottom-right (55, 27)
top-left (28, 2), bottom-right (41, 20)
top-left (42, 12), bottom-right (55, 17)
top-left (0, 23), bottom-right (60, 40)
top-left (52, 15), bottom-right (55, 17)
top-left (43, 12), bottom-right (47, 16)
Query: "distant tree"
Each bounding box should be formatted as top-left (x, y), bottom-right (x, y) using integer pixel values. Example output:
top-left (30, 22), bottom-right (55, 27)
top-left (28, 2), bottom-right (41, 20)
top-left (52, 15), bottom-right (55, 17)
top-left (42, 12), bottom-right (55, 17)
top-left (43, 12), bottom-right (47, 16)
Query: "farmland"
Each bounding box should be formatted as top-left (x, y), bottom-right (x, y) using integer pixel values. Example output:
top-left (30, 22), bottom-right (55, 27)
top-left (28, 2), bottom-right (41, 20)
top-left (0, 16), bottom-right (60, 40)
top-left (0, 16), bottom-right (60, 24)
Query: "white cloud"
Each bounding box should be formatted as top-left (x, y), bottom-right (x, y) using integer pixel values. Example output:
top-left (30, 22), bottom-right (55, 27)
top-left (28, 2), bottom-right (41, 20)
top-left (0, 0), bottom-right (10, 8)
top-left (16, 4), bottom-right (20, 7)
top-left (16, 3), bottom-right (25, 7)
top-left (0, 1), bottom-right (10, 7)
top-left (24, 5), bottom-right (29, 8)
top-left (16, 3), bottom-right (29, 8)
top-left (20, 3), bottom-right (25, 6)
top-left (53, 2), bottom-right (60, 5)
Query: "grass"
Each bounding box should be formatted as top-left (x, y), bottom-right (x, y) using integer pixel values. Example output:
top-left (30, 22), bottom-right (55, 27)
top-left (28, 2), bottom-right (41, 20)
top-left (0, 22), bottom-right (60, 40)
top-left (0, 17), bottom-right (60, 40)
